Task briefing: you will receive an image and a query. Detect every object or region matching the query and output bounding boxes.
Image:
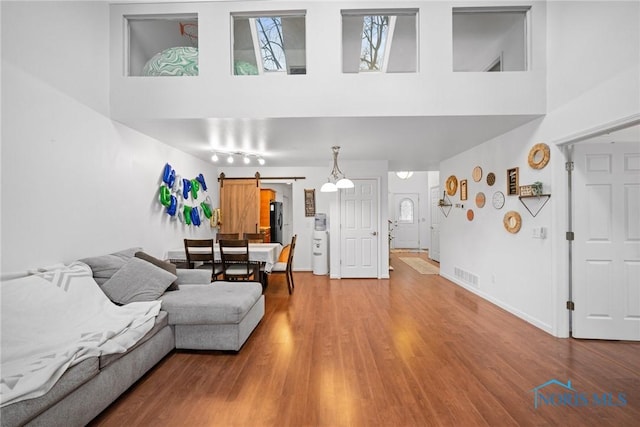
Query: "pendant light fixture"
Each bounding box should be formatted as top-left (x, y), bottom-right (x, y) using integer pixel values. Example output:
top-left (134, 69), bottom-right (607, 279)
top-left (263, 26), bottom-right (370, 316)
top-left (395, 171), bottom-right (414, 179)
top-left (320, 146), bottom-right (354, 192)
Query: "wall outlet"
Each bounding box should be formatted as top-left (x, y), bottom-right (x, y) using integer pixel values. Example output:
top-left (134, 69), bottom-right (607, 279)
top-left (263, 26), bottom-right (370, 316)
top-left (532, 226), bottom-right (546, 239)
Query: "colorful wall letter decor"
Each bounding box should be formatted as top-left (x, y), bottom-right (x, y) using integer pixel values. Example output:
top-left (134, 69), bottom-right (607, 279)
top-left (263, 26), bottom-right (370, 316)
top-left (159, 163), bottom-right (213, 226)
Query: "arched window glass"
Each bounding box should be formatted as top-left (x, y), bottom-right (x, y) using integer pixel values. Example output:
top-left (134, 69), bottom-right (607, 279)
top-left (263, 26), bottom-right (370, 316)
top-left (398, 198), bottom-right (414, 223)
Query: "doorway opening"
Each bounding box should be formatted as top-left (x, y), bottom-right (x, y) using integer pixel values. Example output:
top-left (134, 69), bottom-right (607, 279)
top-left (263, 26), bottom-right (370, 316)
top-left (562, 121), bottom-right (640, 341)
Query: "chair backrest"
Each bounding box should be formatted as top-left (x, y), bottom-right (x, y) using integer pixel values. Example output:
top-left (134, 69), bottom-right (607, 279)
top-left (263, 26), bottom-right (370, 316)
top-left (278, 245), bottom-right (290, 263)
top-left (218, 239), bottom-right (250, 264)
top-left (243, 232), bottom-right (265, 243)
top-left (216, 232), bottom-right (239, 242)
top-left (183, 239), bottom-right (215, 267)
top-left (219, 239), bottom-right (255, 279)
top-left (286, 234), bottom-right (297, 272)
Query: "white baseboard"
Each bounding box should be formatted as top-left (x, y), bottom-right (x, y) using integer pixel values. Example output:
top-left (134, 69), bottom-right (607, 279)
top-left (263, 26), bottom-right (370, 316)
top-left (440, 272), bottom-right (555, 337)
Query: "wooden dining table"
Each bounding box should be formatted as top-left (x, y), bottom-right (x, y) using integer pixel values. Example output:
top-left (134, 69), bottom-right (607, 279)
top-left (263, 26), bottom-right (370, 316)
top-left (165, 242), bottom-right (283, 273)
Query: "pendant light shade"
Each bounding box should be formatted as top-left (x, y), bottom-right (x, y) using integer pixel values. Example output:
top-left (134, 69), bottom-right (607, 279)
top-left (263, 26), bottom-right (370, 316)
top-left (336, 177), bottom-right (354, 189)
top-left (321, 181), bottom-right (338, 192)
top-left (320, 146), bottom-right (353, 192)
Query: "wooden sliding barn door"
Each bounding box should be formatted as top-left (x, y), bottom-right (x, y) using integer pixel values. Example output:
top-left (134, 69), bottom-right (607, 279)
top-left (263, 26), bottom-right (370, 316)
top-left (219, 178), bottom-right (260, 235)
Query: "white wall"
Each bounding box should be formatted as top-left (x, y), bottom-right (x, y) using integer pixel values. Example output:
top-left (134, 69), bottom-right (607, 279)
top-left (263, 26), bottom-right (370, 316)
top-left (1, 2), bottom-right (217, 273)
top-left (109, 1), bottom-right (547, 119)
top-left (439, 0), bottom-right (640, 337)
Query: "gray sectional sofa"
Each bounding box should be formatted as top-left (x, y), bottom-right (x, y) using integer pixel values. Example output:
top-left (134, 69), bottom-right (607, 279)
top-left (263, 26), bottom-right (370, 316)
top-left (0, 248), bottom-right (264, 427)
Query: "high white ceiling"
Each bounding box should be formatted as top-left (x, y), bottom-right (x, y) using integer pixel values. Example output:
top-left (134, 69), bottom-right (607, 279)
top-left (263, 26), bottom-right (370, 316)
top-left (123, 114), bottom-right (542, 170)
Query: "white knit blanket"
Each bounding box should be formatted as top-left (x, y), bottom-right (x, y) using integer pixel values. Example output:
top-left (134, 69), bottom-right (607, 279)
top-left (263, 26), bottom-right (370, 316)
top-left (0, 262), bottom-right (160, 407)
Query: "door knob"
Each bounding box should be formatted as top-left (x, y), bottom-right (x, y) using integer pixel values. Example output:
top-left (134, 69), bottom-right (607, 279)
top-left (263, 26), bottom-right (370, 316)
top-left (372, 231), bottom-right (378, 236)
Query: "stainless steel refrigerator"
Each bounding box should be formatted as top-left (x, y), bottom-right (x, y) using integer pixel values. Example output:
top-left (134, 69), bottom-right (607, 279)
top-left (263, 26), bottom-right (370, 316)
top-left (270, 201), bottom-right (283, 244)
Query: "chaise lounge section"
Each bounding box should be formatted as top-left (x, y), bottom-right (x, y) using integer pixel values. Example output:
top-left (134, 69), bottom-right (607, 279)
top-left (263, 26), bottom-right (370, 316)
top-left (0, 248), bottom-right (264, 427)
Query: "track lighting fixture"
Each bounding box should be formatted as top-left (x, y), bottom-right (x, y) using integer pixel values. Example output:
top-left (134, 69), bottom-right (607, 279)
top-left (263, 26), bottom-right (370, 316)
top-left (210, 150), bottom-right (266, 166)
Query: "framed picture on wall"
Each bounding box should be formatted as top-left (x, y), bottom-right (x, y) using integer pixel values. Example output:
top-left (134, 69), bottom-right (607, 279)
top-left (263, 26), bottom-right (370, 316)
top-left (507, 167), bottom-right (519, 196)
top-left (304, 189), bottom-right (316, 217)
top-left (460, 179), bottom-right (468, 201)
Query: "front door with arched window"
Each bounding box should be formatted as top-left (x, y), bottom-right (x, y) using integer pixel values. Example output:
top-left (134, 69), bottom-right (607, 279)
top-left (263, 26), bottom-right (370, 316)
top-left (392, 193), bottom-right (420, 249)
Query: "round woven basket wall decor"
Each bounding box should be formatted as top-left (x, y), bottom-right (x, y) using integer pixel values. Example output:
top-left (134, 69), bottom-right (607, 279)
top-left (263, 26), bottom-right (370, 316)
top-left (446, 175), bottom-right (458, 196)
top-left (472, 166), bottom-right (483, 182)
top-left (503, 211), bottom-right (522, 234)
top-left (528, 143), bottom-right (551, 169)
top-left (486, 172), bottom-right (496, 186)
top-left (475, 192), bottom-right (486, 208)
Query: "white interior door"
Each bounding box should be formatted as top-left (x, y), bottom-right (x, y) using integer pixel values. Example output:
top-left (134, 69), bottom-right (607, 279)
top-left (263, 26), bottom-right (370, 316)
top-left (341, 179), bottom-right (379, 278)
top-left (572, 141), bottom-right (640, 340)
top-left (392, 193), bottom-right (419, 249)
top-left (429, 186), bottom-right (441, 262)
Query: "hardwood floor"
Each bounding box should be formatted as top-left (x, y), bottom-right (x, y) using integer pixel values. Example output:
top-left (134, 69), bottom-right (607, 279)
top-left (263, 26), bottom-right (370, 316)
top-left (90, 253), bottom-right (640, 426)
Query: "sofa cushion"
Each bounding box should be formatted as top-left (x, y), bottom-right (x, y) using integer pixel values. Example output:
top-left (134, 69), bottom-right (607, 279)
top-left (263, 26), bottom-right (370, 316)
top-left (134, 251), bottom-right (179, 291)
top-left (175, 268), bottom-right (212, 285)
top-left (79, 247), bottom-right (142, 286)
top-left (101, 257), bottom-right (177, 304)
top-left (160, 282), bottom-right (262, 325)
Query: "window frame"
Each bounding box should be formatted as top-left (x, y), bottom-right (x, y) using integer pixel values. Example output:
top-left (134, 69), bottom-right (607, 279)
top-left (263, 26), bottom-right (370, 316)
top-left (452, 6), bottom-right (531, 73)
top-left (341, 8), bottom-right (419, 74)
top-left (231, 10), bottom-right (307, 76)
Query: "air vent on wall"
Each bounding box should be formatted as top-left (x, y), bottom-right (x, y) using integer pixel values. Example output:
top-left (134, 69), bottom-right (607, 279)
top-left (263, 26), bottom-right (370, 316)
top-left (454, 267), bottom-right (479, 287)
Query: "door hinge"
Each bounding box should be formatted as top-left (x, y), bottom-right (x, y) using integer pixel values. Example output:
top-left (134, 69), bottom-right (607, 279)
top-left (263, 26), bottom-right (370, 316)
top-left (566, 231), bottom-right (575, 241)
top-left (566, 161), bottom-right (574, 172)
top-left (566, 301), bottom-right (575, 311)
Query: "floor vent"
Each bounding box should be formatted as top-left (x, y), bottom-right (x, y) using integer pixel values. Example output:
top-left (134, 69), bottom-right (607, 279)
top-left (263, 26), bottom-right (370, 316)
top-left (454, 267), bottom-right (479, 287)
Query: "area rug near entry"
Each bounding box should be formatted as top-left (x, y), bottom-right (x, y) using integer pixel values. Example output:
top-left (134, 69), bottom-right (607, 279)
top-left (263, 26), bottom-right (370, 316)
top-left (399, 257), bottom-right (440, 275)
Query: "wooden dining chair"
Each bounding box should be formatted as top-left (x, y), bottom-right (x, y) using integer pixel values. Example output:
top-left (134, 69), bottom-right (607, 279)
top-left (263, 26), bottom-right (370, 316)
top-left (215, 232), bottom-right (240, 243)
top-left (183, 238), bottom-right (223, 281)
top-left (243, 232), bottom-right (265, 243)
top-left (218, 239), bottom-right (259, 281)
top-left (269, 234), bottom-right (297, 294)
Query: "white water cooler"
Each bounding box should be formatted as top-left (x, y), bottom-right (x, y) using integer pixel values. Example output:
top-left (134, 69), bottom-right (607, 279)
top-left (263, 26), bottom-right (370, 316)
top-left (313, 214), bottom-right (329, 275)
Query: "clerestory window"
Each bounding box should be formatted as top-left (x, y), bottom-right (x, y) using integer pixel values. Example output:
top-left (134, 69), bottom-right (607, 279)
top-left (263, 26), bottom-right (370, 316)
top-left (126, 14), bottom-right (199, 77)
top-left (232, 12), bottom-right (306, 75)
top-left (342, 9), bottom-right (418, 73)
top-left (452, 7), bottom-right (530, 72)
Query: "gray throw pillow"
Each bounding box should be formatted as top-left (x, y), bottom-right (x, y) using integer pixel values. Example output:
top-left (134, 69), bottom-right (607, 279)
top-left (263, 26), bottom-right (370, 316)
top-left (79, 247), bottom-right (142, 286)
top-left (134, 251), bottom-right (179, 291)
top-left (101, 257), bottom-right (177, 304)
